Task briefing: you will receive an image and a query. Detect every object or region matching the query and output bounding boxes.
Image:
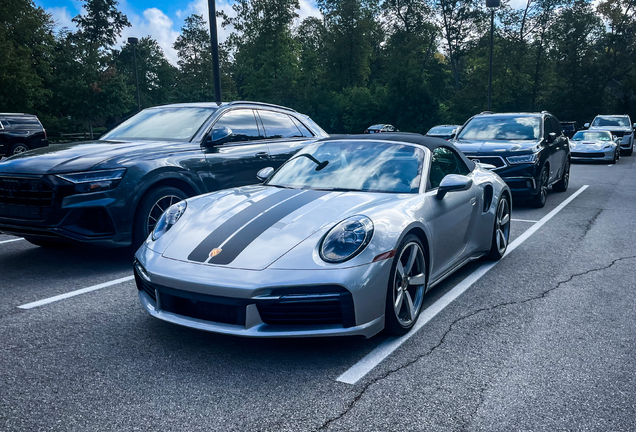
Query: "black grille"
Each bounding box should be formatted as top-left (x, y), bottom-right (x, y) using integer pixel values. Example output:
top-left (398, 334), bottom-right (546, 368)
top-left (468, 156), bottom-right (506, 168)
top-left (256, 288), bottom-right (355, 327)
top-left (0, 177), bottom-right (55, 220)
top-left (572, 152), bottom-right (604, 158)
top-left (160, 292), bottom-right (244, 326)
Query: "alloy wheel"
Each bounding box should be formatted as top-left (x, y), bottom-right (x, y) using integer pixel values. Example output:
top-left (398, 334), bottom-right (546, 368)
top-left (539, 169), bottom-right (548, 201)
top-left (12, 145), bottom-right (29, 155)
top-left (392, 242), bottom-right (426, 327)
top-left (562, 162), bottom-right (570, 188)
top-left (495, 198), bottom-right (511, 255)
top-left (146, 195), bottom-right (182, 234)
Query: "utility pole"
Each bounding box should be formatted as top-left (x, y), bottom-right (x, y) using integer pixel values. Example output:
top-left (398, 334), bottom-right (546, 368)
top-left (486, 0), bottom-right (500, 111)
top-left (127, 37), bottom-right (141, 112)
top-left (208, 0), bottom-right (223, 104)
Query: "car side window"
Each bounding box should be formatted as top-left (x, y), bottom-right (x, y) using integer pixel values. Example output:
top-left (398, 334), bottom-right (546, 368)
top-left (550, 117), bottom-right (562, 136)
top-left (259, 110), bottom-right (304, 139)
top-left (429, 147), bottom-right (470, 189)
top-left (214, 109), bottom-right (262, 143)
top-left (290, 116), bottom-right (314, 138)
top-left (543, 117), bottom-right (554, 139)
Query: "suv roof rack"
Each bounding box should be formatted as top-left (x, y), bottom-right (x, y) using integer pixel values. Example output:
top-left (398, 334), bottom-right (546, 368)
top-left (480, 111), bottom-right (494, 114)
top-left (227, 101), bottom-right (297, 112)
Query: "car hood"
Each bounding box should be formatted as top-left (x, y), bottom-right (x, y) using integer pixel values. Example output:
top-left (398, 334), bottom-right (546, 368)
top-left (162, 186), bottom-right (402, 271)
top-left (588, 126), bottom-right (631, 133)
top-left (453, 139), bottom-right (540, 155)
top-left (0, 140), bottom-right (185, 175)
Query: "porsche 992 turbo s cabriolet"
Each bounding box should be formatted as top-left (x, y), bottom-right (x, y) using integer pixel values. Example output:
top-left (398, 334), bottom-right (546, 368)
top-left (134, 133), bottom-right (512, 338)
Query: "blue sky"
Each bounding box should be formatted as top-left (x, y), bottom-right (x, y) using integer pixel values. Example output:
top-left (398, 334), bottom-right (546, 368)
top-left (34, 0), bottom-right (321, 64)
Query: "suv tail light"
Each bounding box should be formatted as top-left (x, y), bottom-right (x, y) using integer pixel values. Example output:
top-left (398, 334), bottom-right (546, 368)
top-left (44, 129), bottom-right (47, 139)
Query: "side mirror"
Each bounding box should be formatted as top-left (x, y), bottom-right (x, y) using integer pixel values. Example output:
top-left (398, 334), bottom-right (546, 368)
top-left (437, 174), bottom-right (473, 199)
top-left (204, 126), bottom-right (233, 147)
top-left (547, 132), bottom-right (557, 143)
top-left (257, 167), bottom-right (274, 182)
top-left (633, 123), bottom-right (636, 129)
top-left (584, 123), bottom-right (590, 128)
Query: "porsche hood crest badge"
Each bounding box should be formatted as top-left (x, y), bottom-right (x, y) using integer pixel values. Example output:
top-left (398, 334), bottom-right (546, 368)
top-left (209, 248), bottom-right (222, 258)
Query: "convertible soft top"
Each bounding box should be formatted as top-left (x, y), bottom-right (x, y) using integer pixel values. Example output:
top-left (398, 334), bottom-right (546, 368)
top-left (320, 132), bottom-right (476, 170)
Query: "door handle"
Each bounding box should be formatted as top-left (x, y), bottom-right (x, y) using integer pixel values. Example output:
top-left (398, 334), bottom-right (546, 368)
top-left (255, 152), bottom-right (268, 159)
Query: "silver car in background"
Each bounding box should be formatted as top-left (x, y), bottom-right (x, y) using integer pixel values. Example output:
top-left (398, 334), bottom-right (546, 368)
top-left (570, 130), bottom-right (620, 164)
top-left (585, 114), bottom-right (634, 156)
top-left (134, 134), bottom-right (511, 338)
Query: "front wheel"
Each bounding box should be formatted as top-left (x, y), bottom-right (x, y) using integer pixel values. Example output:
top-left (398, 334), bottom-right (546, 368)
top-left (552, 160), bottom-right (570, 192)
top-left (132, 186), bottom-right (189, 249)
top-left (486, 195), bottom-right (511, 261)
top-left (530, 166), bottom-right (549, 208)
top-left (384, 234), bottom-right (427, 335)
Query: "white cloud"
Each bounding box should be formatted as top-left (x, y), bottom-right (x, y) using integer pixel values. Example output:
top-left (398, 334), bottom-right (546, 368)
top-left (176, 0), bottom-right (237, 42)
top-left (119, 7), bottom-right (181, 64)
top-left (46, 6), bottom-right (75, 32)
top-left (297, 0), bottom-right (322, 23)
top-left (508, 0), bottom-right (529, 9)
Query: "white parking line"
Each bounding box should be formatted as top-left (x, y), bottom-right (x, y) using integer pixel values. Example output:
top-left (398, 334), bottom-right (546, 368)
top-left (337, 185), bottom-right (589, 385)
top-left (511, 219), bottom-right (539, 223)
top-left (17, 275), bottom-right (134, 310)
top-left (0, 238), bottom-right (25, 245)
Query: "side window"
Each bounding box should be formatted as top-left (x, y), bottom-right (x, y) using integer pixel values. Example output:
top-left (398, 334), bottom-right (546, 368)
top-left (290, 116), bottom-right (314, 138)
top-left (214, 109), bottom-right (262, 143)
top-left (429, 147), bottom-right (470, 189)
top-left (543, 117), bottom-right (555, 139)
top-left (259, 110), bottom-right (304, 139)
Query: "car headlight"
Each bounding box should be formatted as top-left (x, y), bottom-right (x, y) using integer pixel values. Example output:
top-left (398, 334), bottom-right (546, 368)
top-left (506, 153), bottom-right (539, 164)
top-left (152, 200), bottom-right (187, 241)
top-left (320, 215), bottom-right (374, 263)
top-left (570, 142), bottom-right (577, 149)
top-left (56, 168), bottom-right (126, 193)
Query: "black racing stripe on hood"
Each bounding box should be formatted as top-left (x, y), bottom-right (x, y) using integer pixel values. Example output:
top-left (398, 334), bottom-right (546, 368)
top-left (207, 190), bottom-right (329, 265)
top-left (187, 189), bottom-right (302, 262)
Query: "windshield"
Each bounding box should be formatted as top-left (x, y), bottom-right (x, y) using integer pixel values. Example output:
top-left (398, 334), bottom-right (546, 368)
top-left (572, 131), bottom-right (612, 141)
top-left (458, 116), bottom-right (541, 140)
top-left (427, 126), bottom-right (457, 135)
top-left (266, 141), bottom-right (424, 193)
top-left (101, 107), bottom-right (215, 141)
top-left (592, 116), bottom-right (630, 127)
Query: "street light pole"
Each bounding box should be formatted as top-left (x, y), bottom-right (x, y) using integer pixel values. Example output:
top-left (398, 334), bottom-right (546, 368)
top-left (208, 0), bottom-right (223, 105)
top-left (127, 37), bottom-right (141, 112)
top-left (486, 0), bottom-right (500, 111)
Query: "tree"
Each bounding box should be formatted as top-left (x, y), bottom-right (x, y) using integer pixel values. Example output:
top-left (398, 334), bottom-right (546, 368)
top-left (115, 37), bottom-right (178, 109)
top-left (0, 0), bottom-right (55, 112)
top-left (173, 14), bottom-right (216, 102)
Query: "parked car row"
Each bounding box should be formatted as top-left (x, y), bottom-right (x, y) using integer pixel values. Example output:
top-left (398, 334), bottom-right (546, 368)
top-left (0, 102), bottom-right (629, 340)
top-left (0, 113), bottom-right (48, 157)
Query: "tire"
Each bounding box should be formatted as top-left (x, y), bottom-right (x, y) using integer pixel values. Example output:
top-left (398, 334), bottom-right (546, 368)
top-left (384, 234), bottom-right (427, 335)
top-left (132, 186), bottom-right (188, 249)
top-left (486, 195), bottom-right (511, 261)
top-left (552, 159), bottom-right (570, 192)
top-left (530, 166), bottom-right (549, 208)
top-left (611, 149), bottom-right (619, 164)
top-left (10, 143), bottom-right (29, 156)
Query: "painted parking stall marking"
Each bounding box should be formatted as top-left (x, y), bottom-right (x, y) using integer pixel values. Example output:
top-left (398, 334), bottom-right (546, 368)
top-left (0, 237), bottom-right (25, 245)
top-left (337, 185), bottom-right (589, 385)
top-left (18, 275), bottom-right (134, 310)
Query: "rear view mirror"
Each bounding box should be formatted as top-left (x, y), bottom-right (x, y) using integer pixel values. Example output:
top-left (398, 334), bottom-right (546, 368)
top-left (437, 174), bottom-right (473, 199)
top-left (204, 126), bottom-right (233, 147)
top-left (257, 167), bottom-right (274, 182)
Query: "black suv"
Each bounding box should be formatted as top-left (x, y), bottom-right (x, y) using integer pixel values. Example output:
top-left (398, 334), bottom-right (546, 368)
top-left (0, 113), bottom-right (48, 157)
top-left (453, 112), bottom-right (571, 208)
top-left (0, 102), bottom-right (328, 248)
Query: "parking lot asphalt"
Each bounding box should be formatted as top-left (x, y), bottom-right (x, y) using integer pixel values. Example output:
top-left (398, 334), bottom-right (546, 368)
top-left (1, 158), bottom-right (636, 431)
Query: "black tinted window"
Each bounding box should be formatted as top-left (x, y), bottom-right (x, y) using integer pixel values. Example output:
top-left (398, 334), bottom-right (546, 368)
top-left (7, 117), bottom-right (41, 129)
top-left (259, 110), bottom-right (304, 139)
top-left (215, 109), bottom-right (262, 143)
top-left (550, 117), bottom-right (562, 136)
top-left (290, 116), bottom-right (314, 137)
top-left (429, 147), bottom-right (470, 189)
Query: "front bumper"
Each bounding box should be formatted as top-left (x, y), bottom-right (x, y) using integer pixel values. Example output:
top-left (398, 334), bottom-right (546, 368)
top-left (571, 148), bottom-right (615, 162)
top-left (134, 243), bottom-right (392, 338)
top-left (0, 174), bottom-right (133, 246)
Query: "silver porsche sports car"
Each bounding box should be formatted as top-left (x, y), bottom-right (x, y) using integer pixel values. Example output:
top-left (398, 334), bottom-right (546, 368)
top-left (134, 134), bottom-right (512, 338)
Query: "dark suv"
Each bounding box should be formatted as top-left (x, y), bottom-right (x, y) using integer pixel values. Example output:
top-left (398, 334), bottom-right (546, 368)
top-left (0, 102), bottom-right (328, 248)
top-left (0, 113), bottom-right (48, 157)
top-left (453, 112), bottom-right (571, 208)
